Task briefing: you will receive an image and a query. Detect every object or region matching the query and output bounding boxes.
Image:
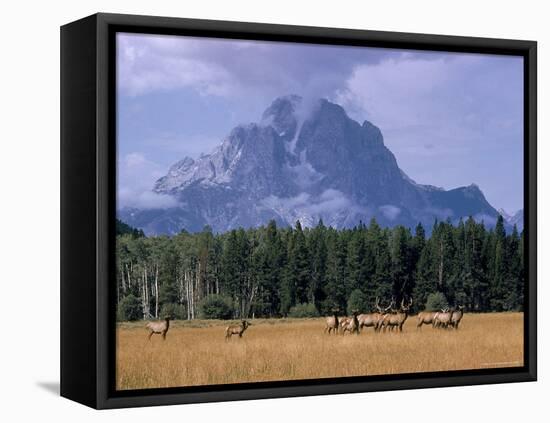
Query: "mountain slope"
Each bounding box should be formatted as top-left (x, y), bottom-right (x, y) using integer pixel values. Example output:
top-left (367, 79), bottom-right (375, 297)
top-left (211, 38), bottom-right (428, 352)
top-left (119, 95), bottom-right (503, 235)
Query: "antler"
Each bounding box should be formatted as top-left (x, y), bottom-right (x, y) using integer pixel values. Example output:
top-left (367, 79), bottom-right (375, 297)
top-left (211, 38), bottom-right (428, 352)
top-left (375, 297), bottom-right (382, 313)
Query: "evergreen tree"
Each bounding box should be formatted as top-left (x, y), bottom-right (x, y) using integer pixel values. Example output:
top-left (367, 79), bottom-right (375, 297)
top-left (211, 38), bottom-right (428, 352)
top-left (413, 239), bottom-right (437, 311)
top-left (323, 230), bottom-right (347, 312)
top-left (346, 226), bottom-right (369, 293)
top-left (390, 225), bottom-right (413, 301)
top-left (490, 215), bottom-right (507, 311)
top-left (308, 220), bottom-right (327, 309)
top-left (280, 221), bottom-right (310, 314)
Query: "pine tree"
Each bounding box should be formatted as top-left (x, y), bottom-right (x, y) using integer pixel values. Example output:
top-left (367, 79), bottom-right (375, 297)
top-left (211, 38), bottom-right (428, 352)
top-left (504, 225), bottom-right (522, 310)
top-left (323, 230), bottom-right (347, 312)
top-left (390, 225), bottom-right (413, 302)
top-left (413, 238), bottom-right (437, 310)
top-left (371, 225), bottom-right (392, 303)
top-left (308, 220), bottom-right (327, 309)
top-left (490, 215), bottom-right (507, 311)
top-left (346, 226), bottom-right (369, 293)
top-left (431, 220), bottom-right (457, 299)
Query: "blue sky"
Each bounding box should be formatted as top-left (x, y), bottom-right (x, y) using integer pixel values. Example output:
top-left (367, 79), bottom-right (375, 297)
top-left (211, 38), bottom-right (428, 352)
top-left (117, 32), bottom-right (524, 214)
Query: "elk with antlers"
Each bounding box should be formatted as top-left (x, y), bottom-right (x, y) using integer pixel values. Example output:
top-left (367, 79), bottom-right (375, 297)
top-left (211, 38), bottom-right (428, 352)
top-left (146, 316), bottom-right (171, 341)
top-left (225, 320), bottom-right (251, 340)
top-left (380, 298), bottom-right (413, 332)
top-left (358, 297), bottom-right (392, 332)
top-left (324, 308), bottom-right (340, 335)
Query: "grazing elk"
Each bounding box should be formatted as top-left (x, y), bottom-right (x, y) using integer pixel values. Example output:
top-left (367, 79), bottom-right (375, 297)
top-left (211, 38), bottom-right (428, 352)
top-left (146, 316), bottom-right (171, 341)
top-left (324, 309), bottom-right (340, 335)
top-left (380, 298), bottom-right (413, 332)
top-left (341, 310), bottom-right (360, 335)
top-left (358, 297), bottom-right (392, 332)
top-left (416, 311), bottom-right (439, 329)
top-left (433, 308), bottom-right (453, 329)
top-left (225, 320), bottom-right (251, 340)
top-left (450, 305), bottom-right (465, 329)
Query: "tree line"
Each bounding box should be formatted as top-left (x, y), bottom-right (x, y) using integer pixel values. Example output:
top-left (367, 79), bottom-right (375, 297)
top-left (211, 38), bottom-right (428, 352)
top-left (115, 216), bottom-right (524, 321)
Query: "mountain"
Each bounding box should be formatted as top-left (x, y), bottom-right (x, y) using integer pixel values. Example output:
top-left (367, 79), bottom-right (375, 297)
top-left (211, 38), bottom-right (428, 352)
top-left (500, 209), bottom-right (524, 231)
top-left (119, 95), bottom-right (503, 235)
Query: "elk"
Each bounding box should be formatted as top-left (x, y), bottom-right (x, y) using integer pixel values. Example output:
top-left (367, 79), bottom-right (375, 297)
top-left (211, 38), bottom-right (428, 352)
top-left (324, 309), bottom-right (340, 335)
top-left (416, 311), bottom-right (439, 329)
top-left (380, 298), bottom-right (413, 332)
top-left (225, 320), bottom-right (251, 340)
top-left (341, 310), bottom-right (360, 335)
top-left (339, 316), bottom-right (351, 331)
top-left (358, 297), bottom-right (392, 332)
top-left (146, 316), bottom-right (171, 341)
top-left (433, 308), bottom-right (453, 329)
top-left (450, 305), bottom-right (465, 329)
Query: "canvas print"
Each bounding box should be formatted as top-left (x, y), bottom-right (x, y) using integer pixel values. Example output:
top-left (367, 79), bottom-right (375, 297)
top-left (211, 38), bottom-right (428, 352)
top-left (115, 32), bottom-right (525, 391)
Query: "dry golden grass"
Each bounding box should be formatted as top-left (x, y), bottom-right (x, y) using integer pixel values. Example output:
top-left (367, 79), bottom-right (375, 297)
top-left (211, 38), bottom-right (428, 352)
top-left (116, 313), bottom-right (523, 390)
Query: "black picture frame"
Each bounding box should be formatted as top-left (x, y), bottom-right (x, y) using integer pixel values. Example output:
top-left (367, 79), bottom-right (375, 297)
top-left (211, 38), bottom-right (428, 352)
top-left (60, 12), bottom-right (537, 409)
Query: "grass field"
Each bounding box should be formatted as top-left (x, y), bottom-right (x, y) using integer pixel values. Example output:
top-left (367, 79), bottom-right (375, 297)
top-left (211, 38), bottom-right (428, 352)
top-left (116, 313), bottom-right (523, 390)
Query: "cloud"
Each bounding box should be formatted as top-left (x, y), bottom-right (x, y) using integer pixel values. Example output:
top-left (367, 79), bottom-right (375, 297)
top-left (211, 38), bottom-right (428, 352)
top-left (142, 133), bottom-right (221, 158)
top-left (117, 33), bottom-right (396, 101)
top-left (261, 189), bottom-right (354, 222)
top-left (425, 207), bottom-right (454, 220)
top-left (118, 189), bottom-right (179, 210)
top-left (123, 152), bottom-right (147, 167)
top-left (473, 213), bottom-right (497, 227)
top-left (118, 35), bottom-right (233, 97)
top-left (117, 152), bottom-right (177, 210)
top-left (379, 205), bottom-right (401, 221)
top-left (309, 189), bottom-right (353, 214)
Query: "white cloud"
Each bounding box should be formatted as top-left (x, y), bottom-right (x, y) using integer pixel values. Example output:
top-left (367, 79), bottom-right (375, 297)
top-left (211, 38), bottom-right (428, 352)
top-left (425, 207), bottom-right (454, 220)
top-left (118, 189), bottom-right (179, 210)
top-left (334, 54), bottom-right (479, 131)
top-left (116, 32), bottom-right (393, 101)
top-left (379, 205), bottom-right (401, 221)
top-left (261, 189), bottom-right (355, 222)
top-left (118, 34), bottom-right (234, 97)
top-left (123, 152), bottom-right (147, 167)
top-left (117, 152), bottom-right (177, 210)
top-left (309, 189), bottom-right (353, 214)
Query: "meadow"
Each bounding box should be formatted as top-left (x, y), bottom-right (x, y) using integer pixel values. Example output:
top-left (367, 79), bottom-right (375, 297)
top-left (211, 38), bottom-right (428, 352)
top-left (116, 313), bottom-right (523, 390)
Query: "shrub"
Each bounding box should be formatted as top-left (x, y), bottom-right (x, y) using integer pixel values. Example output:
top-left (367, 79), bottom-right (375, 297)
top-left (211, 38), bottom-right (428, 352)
top-left (198, 294), bottom-right (233, 319)
top-left (347, 289), bottom-right (368, 314)
top-left (117, 294), bottom-right (142, 321)
top-left (160, 303), bottom-right (186, 320)
top-left (288, 303), bottom-right (319, 318)
top-left (425, 292), bottom-right (449, 311)
top-left (319, 299), bottom-right (342, 316)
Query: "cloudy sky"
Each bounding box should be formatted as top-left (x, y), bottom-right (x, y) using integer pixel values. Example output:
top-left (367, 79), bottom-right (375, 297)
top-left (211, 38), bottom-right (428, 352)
top-left (117, 32), bottom-right (524, 214)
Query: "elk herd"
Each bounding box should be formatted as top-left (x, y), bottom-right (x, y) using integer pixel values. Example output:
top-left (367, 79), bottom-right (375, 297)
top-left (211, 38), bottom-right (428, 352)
top-left (325, 298), bottom-right (465, 335)
top-left (143, 299), bottom-right (464, 342)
